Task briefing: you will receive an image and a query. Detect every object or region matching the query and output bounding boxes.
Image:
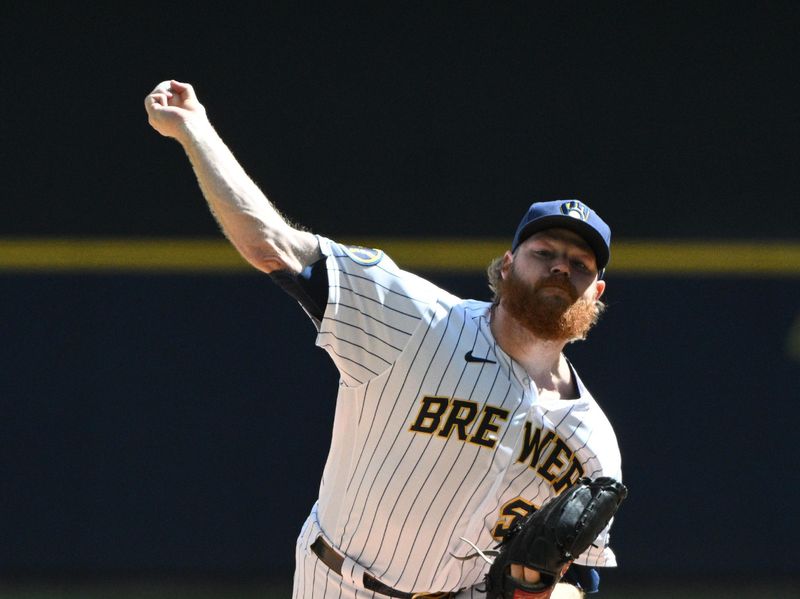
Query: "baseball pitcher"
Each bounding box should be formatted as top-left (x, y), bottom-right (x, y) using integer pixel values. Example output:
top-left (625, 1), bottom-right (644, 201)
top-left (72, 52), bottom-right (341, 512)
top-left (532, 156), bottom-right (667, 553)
top-left (145, 80), bottom-right (626, 599)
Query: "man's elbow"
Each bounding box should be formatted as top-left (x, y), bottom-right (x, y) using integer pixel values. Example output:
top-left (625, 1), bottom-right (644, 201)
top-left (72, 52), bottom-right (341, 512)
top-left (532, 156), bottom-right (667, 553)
top-left (233, 229), bottom-right (320, 274)
top-left (239, 239), bottom-right (317, 274)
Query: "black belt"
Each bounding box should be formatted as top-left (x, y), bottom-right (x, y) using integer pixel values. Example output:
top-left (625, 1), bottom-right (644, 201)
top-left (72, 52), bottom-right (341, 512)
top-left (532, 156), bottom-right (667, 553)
top-left (310, 536), bottom-right (456, 599)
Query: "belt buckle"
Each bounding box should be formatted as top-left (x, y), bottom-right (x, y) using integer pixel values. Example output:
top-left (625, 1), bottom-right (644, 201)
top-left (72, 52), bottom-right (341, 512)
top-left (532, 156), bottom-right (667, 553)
top-left (412, 593), bottom-right (451, 599)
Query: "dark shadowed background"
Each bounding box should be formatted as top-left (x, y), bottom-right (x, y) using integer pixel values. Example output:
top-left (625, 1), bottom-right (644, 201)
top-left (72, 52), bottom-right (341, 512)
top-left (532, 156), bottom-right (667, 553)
top-left (1, 2), bottom-right (798, 596)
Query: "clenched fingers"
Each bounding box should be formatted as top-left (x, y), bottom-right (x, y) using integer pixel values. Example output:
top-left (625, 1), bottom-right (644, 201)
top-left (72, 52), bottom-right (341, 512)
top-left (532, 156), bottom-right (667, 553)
top-left (509, 564), bottom-right (542, 584)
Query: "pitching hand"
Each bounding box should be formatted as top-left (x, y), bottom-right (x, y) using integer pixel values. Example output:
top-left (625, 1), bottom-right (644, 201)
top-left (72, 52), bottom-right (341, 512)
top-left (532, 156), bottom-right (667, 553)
top-left (144, 80), bottom-right (207, 141)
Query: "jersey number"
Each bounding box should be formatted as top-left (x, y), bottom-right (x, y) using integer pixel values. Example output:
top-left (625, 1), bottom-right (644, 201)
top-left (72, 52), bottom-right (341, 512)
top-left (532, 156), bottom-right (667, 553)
top-left (492, 496), bottom-right (537, 540)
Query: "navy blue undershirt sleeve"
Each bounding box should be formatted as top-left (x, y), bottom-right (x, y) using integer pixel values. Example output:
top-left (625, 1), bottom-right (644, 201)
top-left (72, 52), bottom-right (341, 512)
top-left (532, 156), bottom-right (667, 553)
top-left (562, 565), bottom-right (600, 594)
top-left (268, 257), bottom-right (329, 328)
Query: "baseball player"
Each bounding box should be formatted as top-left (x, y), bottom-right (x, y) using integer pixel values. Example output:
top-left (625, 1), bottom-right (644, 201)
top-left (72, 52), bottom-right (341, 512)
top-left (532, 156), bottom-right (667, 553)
top-left (145, 80), bottom-right (624, 599)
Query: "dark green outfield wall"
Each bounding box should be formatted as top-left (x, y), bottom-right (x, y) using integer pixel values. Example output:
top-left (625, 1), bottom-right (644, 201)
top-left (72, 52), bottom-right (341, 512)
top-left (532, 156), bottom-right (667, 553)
top-left (3, 3), bottom-right (799, 242)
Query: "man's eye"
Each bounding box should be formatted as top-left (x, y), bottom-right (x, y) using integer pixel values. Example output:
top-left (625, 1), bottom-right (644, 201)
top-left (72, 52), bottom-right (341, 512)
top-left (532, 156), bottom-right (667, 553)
top-left (536, 250), bottom-right (554, 258)
top-left (571, 260), bottom-right (590, 272)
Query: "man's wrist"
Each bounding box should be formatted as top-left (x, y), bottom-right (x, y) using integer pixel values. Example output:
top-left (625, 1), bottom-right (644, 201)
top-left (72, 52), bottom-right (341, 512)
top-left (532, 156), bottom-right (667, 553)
top-left (177, 114), bottom-right (215, 147)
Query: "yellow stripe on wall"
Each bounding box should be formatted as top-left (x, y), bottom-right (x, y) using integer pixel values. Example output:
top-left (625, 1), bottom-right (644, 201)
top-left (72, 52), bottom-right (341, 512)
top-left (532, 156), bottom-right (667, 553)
top-left (0, 237), bottom-right (799, 275)
top-left (0, 239), bottom-right (251, 272)
top-left (609, 241), bottom-right (800, 275)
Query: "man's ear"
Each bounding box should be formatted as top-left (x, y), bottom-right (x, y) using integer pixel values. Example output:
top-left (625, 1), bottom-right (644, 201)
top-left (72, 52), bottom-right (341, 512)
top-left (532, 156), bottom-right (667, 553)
top-left (594, 279), bottom-right (606, 300)
top-left (500, 251), bottom-right (514, 280)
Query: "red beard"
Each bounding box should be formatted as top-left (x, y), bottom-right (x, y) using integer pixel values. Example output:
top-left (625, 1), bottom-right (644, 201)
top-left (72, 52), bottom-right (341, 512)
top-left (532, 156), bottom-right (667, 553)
top-left (500, 269), bottom-right (602, 341)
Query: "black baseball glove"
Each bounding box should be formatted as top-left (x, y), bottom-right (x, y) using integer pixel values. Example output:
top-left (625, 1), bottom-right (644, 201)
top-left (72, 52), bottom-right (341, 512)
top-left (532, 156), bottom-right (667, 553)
top-left (485, 477), bottom-right (627, 599)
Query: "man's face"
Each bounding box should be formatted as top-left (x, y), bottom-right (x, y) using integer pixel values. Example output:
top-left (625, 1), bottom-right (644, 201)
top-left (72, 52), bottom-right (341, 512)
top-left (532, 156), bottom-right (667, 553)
top-left (499, 229), bottom-right (606, 341)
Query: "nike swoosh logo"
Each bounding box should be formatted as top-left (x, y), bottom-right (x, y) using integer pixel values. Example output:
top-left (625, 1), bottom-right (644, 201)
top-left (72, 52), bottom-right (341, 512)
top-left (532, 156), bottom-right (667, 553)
top-left (464, 350), bottom-right (497, 364)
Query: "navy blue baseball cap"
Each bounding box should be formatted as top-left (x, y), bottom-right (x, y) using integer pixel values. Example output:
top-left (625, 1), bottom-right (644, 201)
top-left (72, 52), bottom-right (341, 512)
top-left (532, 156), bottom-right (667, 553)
top-left (511, 200), bottom-right (611, 271)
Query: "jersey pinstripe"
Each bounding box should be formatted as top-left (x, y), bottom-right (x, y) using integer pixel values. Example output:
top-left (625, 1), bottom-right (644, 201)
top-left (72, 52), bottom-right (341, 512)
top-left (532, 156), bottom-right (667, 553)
top-left (293, 237), bottom-right (622, 597)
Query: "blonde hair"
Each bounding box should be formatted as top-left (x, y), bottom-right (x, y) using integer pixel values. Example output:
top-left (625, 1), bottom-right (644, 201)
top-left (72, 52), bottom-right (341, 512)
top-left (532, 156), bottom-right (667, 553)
top-left (486, 256), bottom-right (505, 305)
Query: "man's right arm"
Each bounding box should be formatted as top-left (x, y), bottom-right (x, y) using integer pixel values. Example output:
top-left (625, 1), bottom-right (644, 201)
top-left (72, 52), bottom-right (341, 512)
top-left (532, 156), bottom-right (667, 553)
top-left (144, 80), bottom-right (320, 274)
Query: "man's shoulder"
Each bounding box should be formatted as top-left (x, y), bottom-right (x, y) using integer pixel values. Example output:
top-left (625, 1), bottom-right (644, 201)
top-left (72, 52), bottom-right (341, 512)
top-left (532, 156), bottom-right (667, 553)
top-left (322, 236), bottom-right (472, 299)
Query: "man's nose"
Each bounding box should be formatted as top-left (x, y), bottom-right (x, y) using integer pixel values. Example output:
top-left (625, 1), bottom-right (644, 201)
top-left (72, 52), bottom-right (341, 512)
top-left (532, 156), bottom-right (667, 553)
top-left (549, 256), bottom-right (571, 275)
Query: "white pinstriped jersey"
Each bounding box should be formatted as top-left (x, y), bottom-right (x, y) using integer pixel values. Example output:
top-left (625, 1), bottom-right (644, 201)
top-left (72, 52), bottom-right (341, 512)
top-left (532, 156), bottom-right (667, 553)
top-left (293, 236), bottom-right (622, 596)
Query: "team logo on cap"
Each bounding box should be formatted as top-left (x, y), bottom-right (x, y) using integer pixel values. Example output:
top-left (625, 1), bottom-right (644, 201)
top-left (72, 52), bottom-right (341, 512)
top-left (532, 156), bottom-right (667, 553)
top-left (342, 245), bottom-right (384, 266)
top-left (560, 200), bottom-right (590, 221)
